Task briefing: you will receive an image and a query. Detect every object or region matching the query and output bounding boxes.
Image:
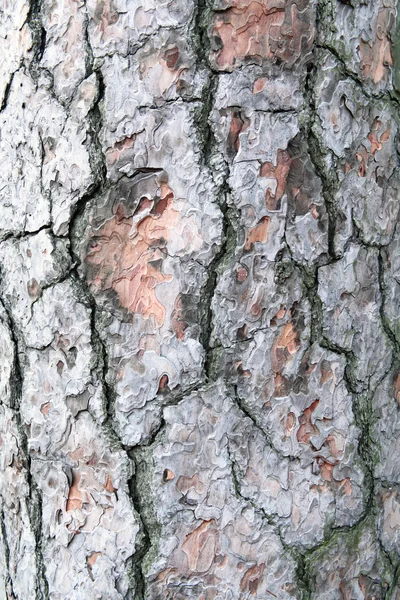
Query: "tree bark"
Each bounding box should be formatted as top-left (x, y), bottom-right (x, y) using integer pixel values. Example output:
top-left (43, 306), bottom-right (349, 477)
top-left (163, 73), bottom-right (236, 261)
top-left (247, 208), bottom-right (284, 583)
top-left (0, 0), bottom-right (400, 598)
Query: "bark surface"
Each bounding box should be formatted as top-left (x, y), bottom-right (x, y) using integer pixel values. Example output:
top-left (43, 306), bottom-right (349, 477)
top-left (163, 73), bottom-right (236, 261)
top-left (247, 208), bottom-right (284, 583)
top-left (1, 0), bottom-right (400, 598)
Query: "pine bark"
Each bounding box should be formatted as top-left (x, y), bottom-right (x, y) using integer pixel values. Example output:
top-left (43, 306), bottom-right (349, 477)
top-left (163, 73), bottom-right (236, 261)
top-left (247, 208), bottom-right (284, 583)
top-left (1, 0), bottom-right (400, 598)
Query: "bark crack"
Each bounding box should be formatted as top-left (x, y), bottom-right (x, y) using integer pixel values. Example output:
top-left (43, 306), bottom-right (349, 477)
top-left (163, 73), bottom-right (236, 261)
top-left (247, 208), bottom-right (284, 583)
top-left (0, 300), bottom-right (49, 599)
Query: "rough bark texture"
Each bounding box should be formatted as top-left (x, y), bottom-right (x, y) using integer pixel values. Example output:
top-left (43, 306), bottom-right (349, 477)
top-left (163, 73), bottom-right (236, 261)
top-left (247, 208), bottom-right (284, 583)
top-left (1, 0), bottom-right (400, 598)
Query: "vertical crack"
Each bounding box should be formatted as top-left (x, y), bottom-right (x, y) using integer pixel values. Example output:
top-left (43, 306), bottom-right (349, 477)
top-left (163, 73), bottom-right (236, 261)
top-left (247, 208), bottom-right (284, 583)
top-left (304, 62), bottom-right (340, 262)
top-left (378, 249), bottom-right (400, 358)
top-left (193, 0), bottom-right (238, 383)
top-left (0, 72), bottom-right (16, 113)
top-left (0, 302), bottom-right (49, 599)
top-left (0, 506), bottom-right (16, 600)
top-left (126, 450), bottom-right (154, 600)
top-left (26, 0), bottom-right (47, 83)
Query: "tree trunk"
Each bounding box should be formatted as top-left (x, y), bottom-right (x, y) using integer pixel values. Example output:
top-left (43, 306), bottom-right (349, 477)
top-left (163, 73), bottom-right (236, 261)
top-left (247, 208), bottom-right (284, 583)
top-left (1, 0), bottom-right (400, 598)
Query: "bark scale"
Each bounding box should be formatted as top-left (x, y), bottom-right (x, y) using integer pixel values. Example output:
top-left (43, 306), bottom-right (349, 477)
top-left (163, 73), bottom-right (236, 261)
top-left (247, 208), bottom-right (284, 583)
top-left (0, 0), bottom-right (400, 598)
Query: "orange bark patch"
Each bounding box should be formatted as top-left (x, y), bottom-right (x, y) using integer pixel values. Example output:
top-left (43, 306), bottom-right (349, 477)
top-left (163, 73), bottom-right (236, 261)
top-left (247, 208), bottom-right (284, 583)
top-left (338, 477), bottom-right (352, 496)
top-left (228, 111), bottom-right (250, 156)
top-left (368, 119), bottom-right (391, 154)
top-left (212, 0), bottom-right (315, 70)
top-left (176, 473), bottom-right (205, 495)
top-left (182, 520), bottom-right (218, 573)
top-left (273, 373), bottom-right (291, 396)
top-left (320, 363), bottom-right (333, 384)
top-left (235, 361), bottom-right (252, 377)
top-left (326, 433), bottom-right (345, 460)
top-left (139, 45), bottom-right (186, 96)
top-left (245, 216), bottom-right (270, 250)
top-left (67, 447), bottom-right (87, 462)
top-left (318, 459), bottom-right (334, 482)
top-left (157, 374), bottom-right (169, 393)
top-left (285, 412), bottom-right (296, 437)
top-left (106, 135), bottom-right (136, 167)
top-left (236, 266), bottom-right (248, 282)
top-left (394, 372), bottom-right (400, 405)
top-left (314, 460), bottom-right (352, 494)
top-left (40, 402), bottom-right (51, 416)
top-left (86, 184), bottom-right (178, 326)
top-left (253, 76), bottom-right (269, 94)
top-left (296, 399), bottom-right (319, 445)
top-left (162, 469), bottom-right (175, 483)
top-left (260, 149), bottom-right (292, 211)
top-left (27, 278), bottom-right (40, 299)
top-left (271, 322), bottom-right (300, 372)
top-left (164, 46), bottom-right (180, 70)
top-left (355, 119), bottom-right (391, 178)
top-left (171, 295), bottom-right (187, 341)
top-left (240, 563), bottom-right (265, 594)
top-left (66, 471), bottom-right (83, 512)
top-left (94, 0), bottom-right (118, 32)
top-left (274, 307), bottom-right (286, 320)
top-left (87, 552), bottom-right (102, 567)
top-left (104, 474), bottom-right (116, 493)
top-left (359, 5), bottom-right (394, 85)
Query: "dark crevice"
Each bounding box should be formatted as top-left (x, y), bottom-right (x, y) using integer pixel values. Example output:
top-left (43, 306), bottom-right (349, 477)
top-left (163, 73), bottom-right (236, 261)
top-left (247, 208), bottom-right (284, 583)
top-left (304, 60), bottom-right (340, 262)
top-left (84, 70), bottom-right (107, 196)
top-left (388, 562), bottom-right (400, 599)
top-left (0, 223), bottom-right (51, 244)
top-left (0, 71), bottom-right (16, 113)
top-left (200, 200), bottom-right (236, 382)
top-left (194, 0), bottom-right (239, 383)
top-left (230, 384), bottom-right (288, 462)
top-left (35, 27), bottom-right (47, 64)
top-left (294, 553), bottom-right (312, 600)
top-left (126, 457), bottom-right (152, 600)
top-left (0, 301), bottom-right (49, 599)
top-left (0, 506), bottom-right (16, 600)
top-left (378, 250), bottom-right (400, 358)
top-left (226, 444), bottom-right (276, 528)
top-left (26, 0), bottom-right (46, 83)
top-left (82, 3), bottom-right (95, 79)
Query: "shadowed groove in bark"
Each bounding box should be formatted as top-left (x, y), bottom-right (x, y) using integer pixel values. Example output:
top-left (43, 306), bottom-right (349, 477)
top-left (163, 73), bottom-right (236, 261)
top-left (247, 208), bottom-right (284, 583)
top-left (200, 195), bottom-right (237, 382)
top-left (390, 563), bottom-right (400, 598)
top-left (193, 0), bottom-right (239, 383)
top-left (0, 506), bottom-right (15, 600)
top-left (226, 444), bottom-right (276, 530)
top-left (263, 2), bottom-right (398, 593)
top-left (126, 446), bottom-right (165, 600)
top-left (304, 59), bottom-right (341, 262)
top-left (0, 300), bottom-right (49, 599)
top-left (26, 0), bottom-right (47, 84)
top-left (0, 72), bottom-right (15, 113)
top-left (126, 459), bottom-right (152, 600)
top-left (68, 172), bottom-right (157, 595)
top-left (378, 250), bottom-right (400, 358)
top-left (230, 383), bottom-right (288, 463)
